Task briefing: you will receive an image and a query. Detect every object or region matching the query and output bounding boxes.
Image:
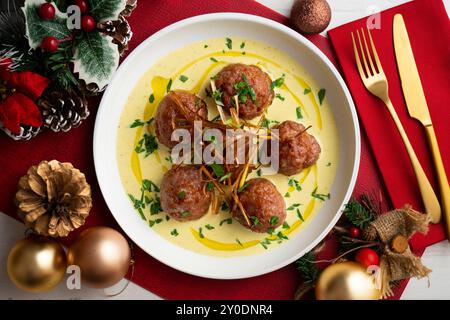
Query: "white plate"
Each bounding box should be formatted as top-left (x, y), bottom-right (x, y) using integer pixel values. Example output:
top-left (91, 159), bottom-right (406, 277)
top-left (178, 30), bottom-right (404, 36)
top-left (94, 13), bottom-right (360, 279)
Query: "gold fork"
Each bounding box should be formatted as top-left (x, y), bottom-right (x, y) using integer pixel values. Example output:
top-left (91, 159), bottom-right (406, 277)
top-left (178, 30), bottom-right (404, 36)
top-left (351, 27), bottom-right (441, 223)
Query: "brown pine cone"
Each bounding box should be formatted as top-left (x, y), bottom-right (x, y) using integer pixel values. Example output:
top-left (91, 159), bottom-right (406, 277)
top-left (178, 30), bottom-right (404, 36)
top-left (98, 16), bottom-right (133, 56)
top-left (38, 88), bottom-right (89, 132)
top-left (15, 160), bottom-right (92, 237)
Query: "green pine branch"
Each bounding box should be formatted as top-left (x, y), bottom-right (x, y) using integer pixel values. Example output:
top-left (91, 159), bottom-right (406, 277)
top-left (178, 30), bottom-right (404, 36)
top-left (295, 251), bottom-right (319, 283)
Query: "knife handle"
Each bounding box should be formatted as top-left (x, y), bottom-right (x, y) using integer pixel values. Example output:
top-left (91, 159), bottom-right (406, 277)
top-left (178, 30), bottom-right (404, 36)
top-left (425, 125), bottom-right (450, 237)
top-left (384, 98), bottom-right (441, 223)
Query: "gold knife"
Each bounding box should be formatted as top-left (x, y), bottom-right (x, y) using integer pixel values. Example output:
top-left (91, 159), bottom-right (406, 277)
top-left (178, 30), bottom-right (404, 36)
top-left (393, 14), bottom-right (449, 229)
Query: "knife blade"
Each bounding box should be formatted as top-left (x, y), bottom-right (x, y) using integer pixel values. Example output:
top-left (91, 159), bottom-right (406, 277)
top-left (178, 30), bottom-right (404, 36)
top-left (393, 14), bottom-right (431, 126)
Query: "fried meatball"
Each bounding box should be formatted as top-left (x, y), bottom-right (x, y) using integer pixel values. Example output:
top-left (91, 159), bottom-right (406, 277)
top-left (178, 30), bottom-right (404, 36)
top-left (274, 120), bottom-right (321, 176)
top-left (160, 166), bottom-right (212, 221)
top-left (155, 90), bottom-right (208, 148)
top-left (233, 178), bottom-right (286, 233)
top-left (214, 63), bottom-right (274, 120)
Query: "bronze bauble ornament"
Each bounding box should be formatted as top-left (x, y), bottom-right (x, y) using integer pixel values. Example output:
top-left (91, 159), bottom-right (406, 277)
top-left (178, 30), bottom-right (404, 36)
top-left (67, 227), bottom-right (131, 289)
top-left (291, 0), bottom-right (332, 34)
top-left (7, 237), bottom-right (67, 293)
top-left (316, 262), bottom-right (380, 300)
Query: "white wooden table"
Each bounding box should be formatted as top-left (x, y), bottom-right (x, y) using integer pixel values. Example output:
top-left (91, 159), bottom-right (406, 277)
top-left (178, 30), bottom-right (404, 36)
top-left (1, 0), bottom-right (449, 300)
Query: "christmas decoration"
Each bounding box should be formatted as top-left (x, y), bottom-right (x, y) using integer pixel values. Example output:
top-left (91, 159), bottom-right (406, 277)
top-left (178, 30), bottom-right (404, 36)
top-left (75, 0), bottom-right (89, 14)
top-left (349, 226), bottom-right (361, 238)
top-left (81, 15), bottom-right (96, 32)
top-left (7, 236), bottom-right (67, 293)
top-left (38, 85), bottom-right (89, 132)
top-left (39, 3), bottom-right (56, 21)
top-left (67, 227), bottom-right (132, 289)
top-left (0, 57), bottom-right (49, 139)
top-left (315, 262), bottom-right (380, 300)
top-left (355, 248), bottom-right (380, 269)
top-left (41, 36), bottom-right (59, 52)
top-left (295, 193), bottom-right (431, 300)
top-left (363, 205), bottom-right (431, 297)
top-left (15, 160), bottom-right (92, 237)
top-left (0, 0), bottom-right (137, 140)
top-left (290, 0), bottom-right (331, 35)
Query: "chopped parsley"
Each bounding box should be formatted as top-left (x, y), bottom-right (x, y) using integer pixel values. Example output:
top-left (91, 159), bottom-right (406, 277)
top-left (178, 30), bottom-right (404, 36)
top-left (318, 88), bottom-right (326, 105)
top-left (205, 224), bottom-right (215, 230)
top-left (240, 42), bottom-right (245, 49)
top-left (275, 93), bottom-right (285, 101)
top-left (142, 179), bottom-right (160, 192)
top-left (209, 163), bottom-right (225, 178)
top-left (170, 229), bottom-right (179, 236)
top-left (210, 57), bottom-right (218, 62)
top-left (206, 181), bottom-right (214, 191)
top-left (296, 209), bottom-right (304, 221)
top-left (261, 118), bottom-right (280, 129)
top-left (149, 94), bottom-right (155, 103)
top-left (149, 218), bottom-right (162, 227)
top-left (250, 216), bottom-right (259, 226)
top-left (178, 191), bottom-right (186, 199)
top-left (166, 78), bottom-right (172, 92)
top-left (212, 90), bottom-right (224, 106)
top-left (135, 133), bottom-right (158, 157)
top-left (326, 162), bottom-right (332, 167)
top-left (204, 44), bottom-right (208, 48)
top-left (220, 218), bottom-right (233, 226)
top-left (198, 227), bottom-right (204, 238)
top-left (179, 75), bottom-right (189, 83)
top-left (149, 196), bottom-right (162, 215)
top-left (236, 238), bottom-right (243, 247)
top-left (234, 75), bottom-right (256, 103)
top-left (303, 88), bottom-right (311, 95)
top-left (181, 210), bottom-right (191, 217)
top-left (220, 201), bottom-right (229, 212)
top-left (256, 169), bottom-right (262, 177)
top-left (287, 203), bottom-right (301, 211)
top-left (296, 107), bottom-right (303, 119)
top-left (284, 192), bottom-right (290, 198)
top-left (225, 37), bottom-right (232, 49)
top-left (282, 221), bottom-right (290, 229)
top-left (288, 178), bottom-right (302, 191)
top-left (130, 119), bottom-right (145, 128)
top-left (270, 74), bottom-right (285, 90)
top-left (311, 187), bottom-right (330, 201)
top-left (270, 216), bottom-right (279, 226)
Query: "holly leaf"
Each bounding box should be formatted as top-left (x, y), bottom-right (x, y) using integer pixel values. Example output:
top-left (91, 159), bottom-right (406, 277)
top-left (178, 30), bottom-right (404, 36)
top-left (73, 30), bottom-right (119, 90)
top-left (88, 0), bottom-right (127, 22)
top-left (22, 0), bottom-right (70, 49)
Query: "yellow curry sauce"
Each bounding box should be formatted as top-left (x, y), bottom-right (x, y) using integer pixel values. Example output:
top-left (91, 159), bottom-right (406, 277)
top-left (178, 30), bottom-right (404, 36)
top-left (117, 37), bottom-right (338, 257)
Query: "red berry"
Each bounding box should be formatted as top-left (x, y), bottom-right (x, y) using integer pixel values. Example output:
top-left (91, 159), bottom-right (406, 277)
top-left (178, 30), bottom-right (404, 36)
top-left (81, 15), bottom-right (96, 32)
top-left (39, 3), bottom-right (56, 20)
top-left (355, 248), bottom-right (380, 269)
top-left (75, 0), bottom-right (89, 14)
top-left (41, 36), bottom-right (59, 53)
top-left (349, 227), bottom-right (361, 238)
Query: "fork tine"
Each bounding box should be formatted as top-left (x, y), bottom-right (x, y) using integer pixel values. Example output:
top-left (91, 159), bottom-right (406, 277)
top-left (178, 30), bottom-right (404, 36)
top-left (366, 26), bottom-right (383, 73)
top-left (360, 28), bottom-right (376, 74)
top-left (351, 32), bottom-right (365, 79)
top-left (356, 29), bottom-right (371, 76)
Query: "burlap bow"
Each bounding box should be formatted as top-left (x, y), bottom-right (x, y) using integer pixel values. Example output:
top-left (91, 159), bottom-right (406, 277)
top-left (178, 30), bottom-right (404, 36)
top-left (363, 205), bottom-right (431, 297)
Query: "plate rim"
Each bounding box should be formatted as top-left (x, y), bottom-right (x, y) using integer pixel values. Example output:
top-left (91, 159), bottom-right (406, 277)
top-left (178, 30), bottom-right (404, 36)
top-left (93, 12), bottom-right (360, 279)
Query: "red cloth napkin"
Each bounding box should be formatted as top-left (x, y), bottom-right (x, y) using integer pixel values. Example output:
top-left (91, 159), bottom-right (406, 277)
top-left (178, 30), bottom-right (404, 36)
top-left (0, 0), bottom-right (440, 300)
top-left (328, 0), bottom-right (450, 250)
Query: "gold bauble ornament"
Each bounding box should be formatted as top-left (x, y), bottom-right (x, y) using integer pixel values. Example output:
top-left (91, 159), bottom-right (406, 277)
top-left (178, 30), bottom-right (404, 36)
top-left (67, 227), bottom-right (131, 289)
top-left (316, 262), bottom-right (380, 300)
top-left (7, 237), bottom-right (67, 293)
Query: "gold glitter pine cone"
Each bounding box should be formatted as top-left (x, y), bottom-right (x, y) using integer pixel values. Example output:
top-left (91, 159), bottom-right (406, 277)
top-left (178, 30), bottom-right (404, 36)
top-left (15, 160), bottom-right (92, 237)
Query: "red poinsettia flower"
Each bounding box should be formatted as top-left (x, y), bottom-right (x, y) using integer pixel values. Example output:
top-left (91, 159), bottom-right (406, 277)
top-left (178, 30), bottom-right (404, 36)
top-left (0, 58), bottom-right (50, 135)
